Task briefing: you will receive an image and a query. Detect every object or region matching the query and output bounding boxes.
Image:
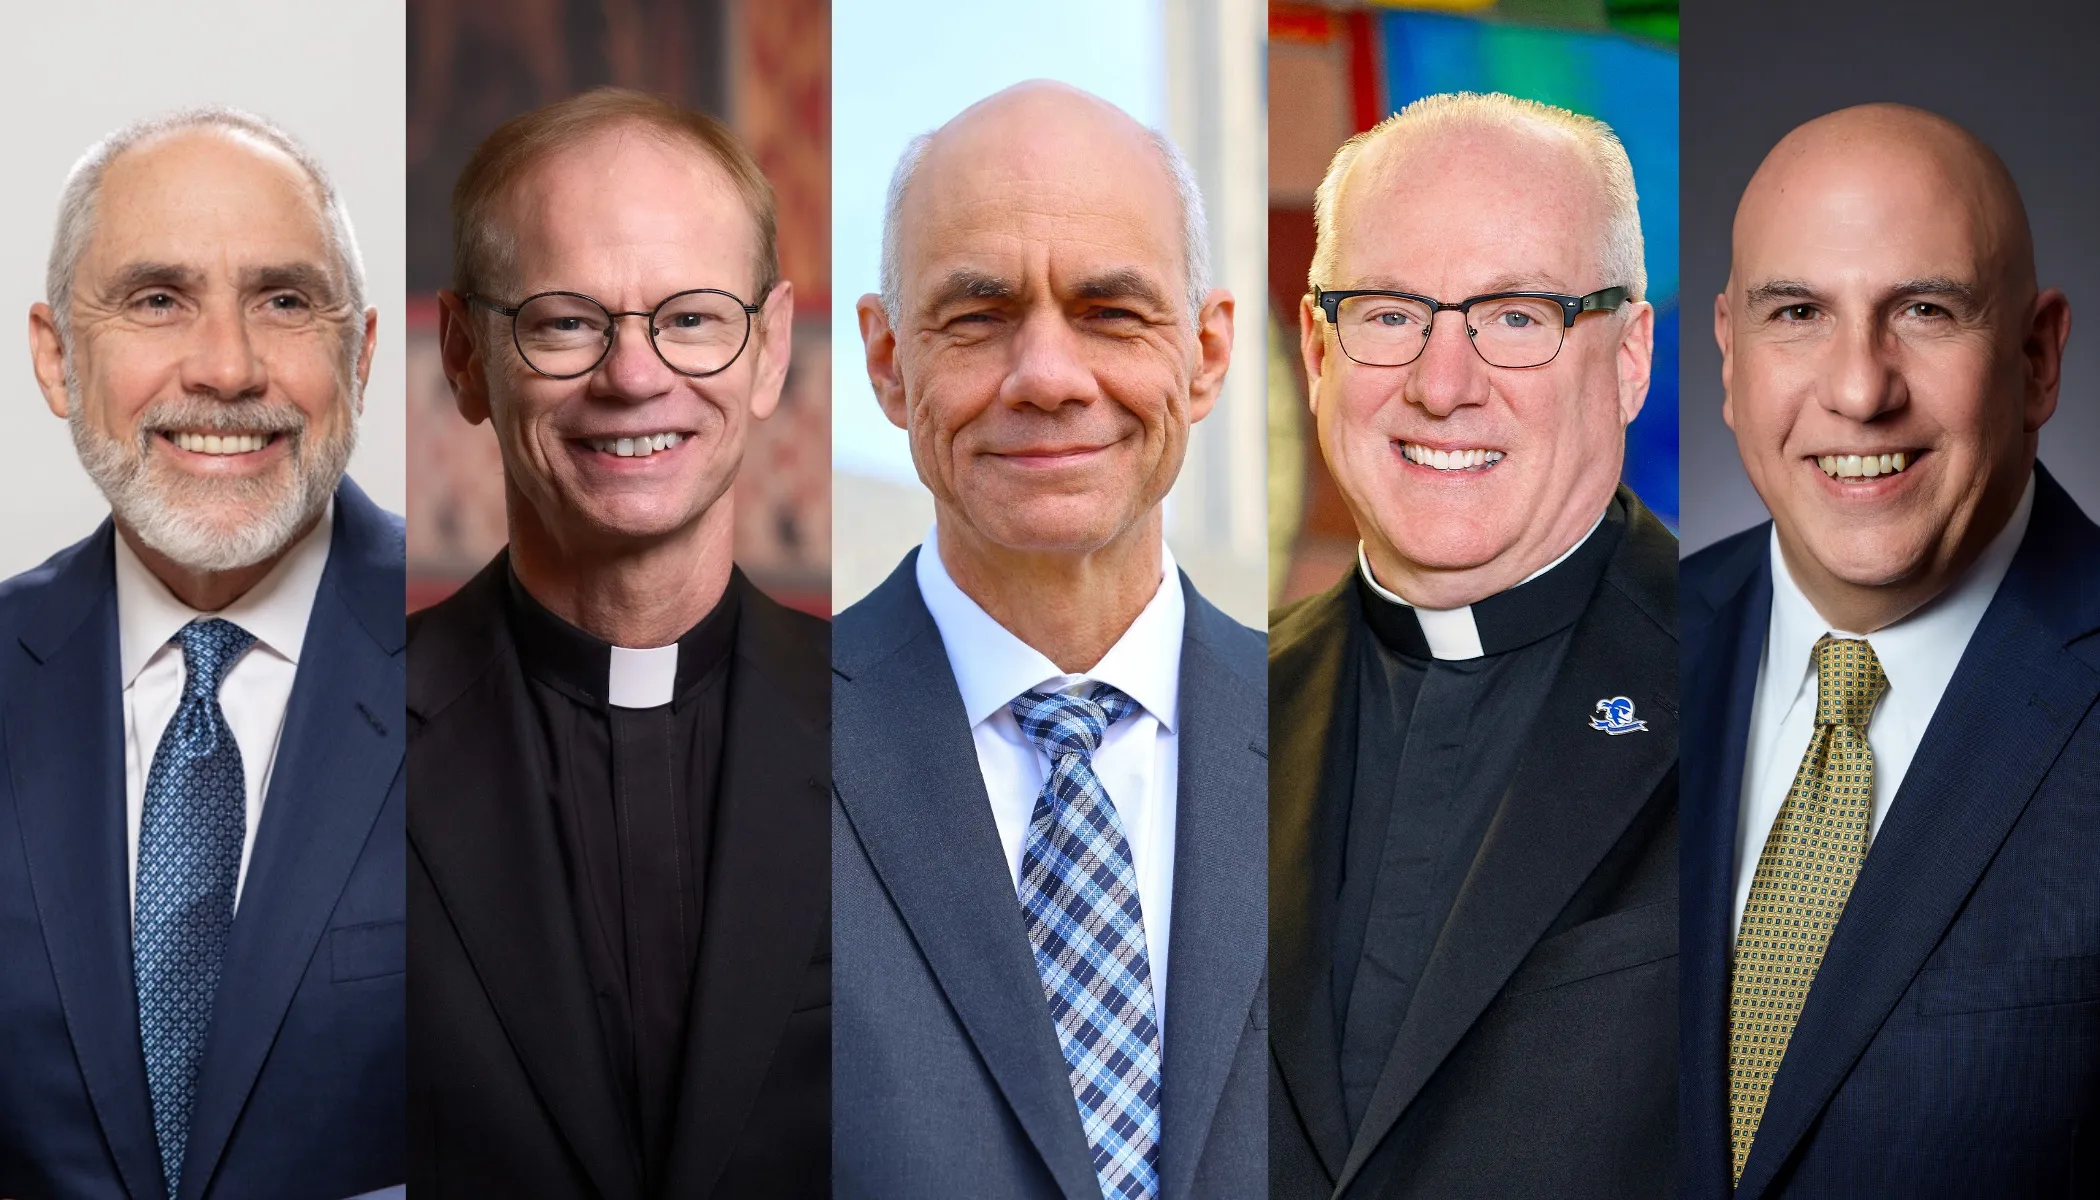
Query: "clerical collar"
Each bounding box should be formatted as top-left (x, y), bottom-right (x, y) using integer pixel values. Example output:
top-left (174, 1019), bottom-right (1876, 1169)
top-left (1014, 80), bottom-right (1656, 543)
top-left (1354, 500), bottom-right (1623, 660)
top-left (503, 561), bottom-right (741, 708)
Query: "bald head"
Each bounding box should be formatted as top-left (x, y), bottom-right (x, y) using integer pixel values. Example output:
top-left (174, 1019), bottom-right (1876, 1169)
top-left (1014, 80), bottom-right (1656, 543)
top-left (878, 81), bottom-right (1207, 324)
top-left (1733, 103), bottom-right (2035, 304)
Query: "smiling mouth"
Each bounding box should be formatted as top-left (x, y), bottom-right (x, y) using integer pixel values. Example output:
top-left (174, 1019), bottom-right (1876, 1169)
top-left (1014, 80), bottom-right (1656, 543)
top-left (580, 431), bottom-right (688, 459)
top-left (1814, 450), bottom-right (1921, 481)
top-left (161, 430), bottom-right (283, 456)
top-left (1398, 441), bottom-right (1505, 472)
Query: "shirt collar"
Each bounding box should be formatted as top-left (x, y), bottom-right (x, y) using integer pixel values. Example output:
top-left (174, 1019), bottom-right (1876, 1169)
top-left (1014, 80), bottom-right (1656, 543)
top-left (1766, 471), bottom-right (2034, 715)
top-left (115, 500), bottom-right (334, 687)
top-left (1355, 503), bottom-right (1615, 661)
top-left (916, 530), bottom-right (1185, 733)
top-left (503, 560), bottom-right (742, 710)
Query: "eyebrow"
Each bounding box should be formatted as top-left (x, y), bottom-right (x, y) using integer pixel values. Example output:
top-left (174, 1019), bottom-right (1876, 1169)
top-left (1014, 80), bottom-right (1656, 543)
top-left (1329, 274), bottom-right (1575, 298)
top-left (1743, 279), bottom-right (1823, 308)
top-left (240, 262), bottom-right (344, 304)
top-left (100, 261), bottom-right (205, 298)
top-left (1071, 268), bottom-right (1173, 312)
top-left (922, 269), bottom-right (1016, 315)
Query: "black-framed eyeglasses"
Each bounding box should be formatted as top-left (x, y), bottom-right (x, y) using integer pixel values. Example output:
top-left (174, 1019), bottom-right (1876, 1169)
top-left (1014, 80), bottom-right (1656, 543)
top-left (466, 288), bottom-right (761, 379)
top-left (1315, 285), bottom-right (1629, 369)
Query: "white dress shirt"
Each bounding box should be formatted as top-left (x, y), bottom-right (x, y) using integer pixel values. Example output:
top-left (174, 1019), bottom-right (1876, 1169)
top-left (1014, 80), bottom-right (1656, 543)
top-left (1732, 476), bottom-right (2033, 940)
top-left (916, 531), bottom-right (1184, 1041)
top-left (117, 503), bottom-right (333, 914)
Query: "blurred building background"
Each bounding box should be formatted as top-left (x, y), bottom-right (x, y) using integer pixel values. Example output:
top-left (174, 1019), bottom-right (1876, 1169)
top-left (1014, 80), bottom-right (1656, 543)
top-left (405, 0), bottom-right (830, 613)
top-left (830, 0), bottom-right (1269, 628)
top-left (1269, 0), bottom-right (1678, 608)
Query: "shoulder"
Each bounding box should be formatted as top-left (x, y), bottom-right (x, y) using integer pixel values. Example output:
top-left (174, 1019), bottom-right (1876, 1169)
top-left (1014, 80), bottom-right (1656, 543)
top-left (1268, 572), bottom-right (1351, 666)
top-left (1679, 520), bottom-right (1769, 625)
top-left (736, 574), bottom-right (831, 722)
top-left (1180, 575), bottom-right (1265, 687)
top-left (405, 556), bottom-right (510, 725)
top-left (833, 550), bottom-right (934, 680)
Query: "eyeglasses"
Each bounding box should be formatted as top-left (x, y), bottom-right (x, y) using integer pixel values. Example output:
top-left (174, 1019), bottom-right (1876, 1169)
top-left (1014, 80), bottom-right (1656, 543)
top-left (466, 288), bottom-right (761, 379)
top-left (1315, 285), bottom-right (1629, 369)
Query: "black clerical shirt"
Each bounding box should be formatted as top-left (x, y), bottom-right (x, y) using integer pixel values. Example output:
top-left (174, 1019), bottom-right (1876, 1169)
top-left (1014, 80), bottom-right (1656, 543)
top-left (503, 569), bottom-right (739, 1186)
top-left (1331, 502), bottom-right (1625, 1133)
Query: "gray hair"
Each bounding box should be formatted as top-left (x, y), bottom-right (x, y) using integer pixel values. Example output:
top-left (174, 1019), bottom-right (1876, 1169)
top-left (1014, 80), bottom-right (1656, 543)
top-left (879, 125), bottom-right (1211, 326)
top-left (45, 106), bottom-right (369, 360)
top-left (1311, 91), bottom-right (1646, 302)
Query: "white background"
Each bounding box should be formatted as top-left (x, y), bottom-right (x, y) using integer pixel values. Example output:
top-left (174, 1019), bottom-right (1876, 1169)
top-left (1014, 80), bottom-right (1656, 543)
top-left (0, 1), bottom-right (408, 577)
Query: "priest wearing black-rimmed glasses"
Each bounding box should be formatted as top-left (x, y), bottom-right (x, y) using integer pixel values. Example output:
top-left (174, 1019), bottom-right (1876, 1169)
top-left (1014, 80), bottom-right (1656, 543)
top-left (1270, 92), bottom-right (1678, 1200)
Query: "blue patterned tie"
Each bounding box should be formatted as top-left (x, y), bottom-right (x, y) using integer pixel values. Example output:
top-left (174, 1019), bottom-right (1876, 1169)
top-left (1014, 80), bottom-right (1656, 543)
top-left (1009, 683), bottom-right (1162, 1200)
top-left (135, 617), bottom-right (255, 1197)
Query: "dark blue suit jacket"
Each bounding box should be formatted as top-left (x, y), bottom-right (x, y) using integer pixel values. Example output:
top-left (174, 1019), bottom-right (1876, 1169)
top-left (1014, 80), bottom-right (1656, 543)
top-left (1680, 464), bottom-right (2100, 1199)
top-left (833, 551), bottom-right (1268, 1200)
top-left (0, 479), bottom-right (406, 1200)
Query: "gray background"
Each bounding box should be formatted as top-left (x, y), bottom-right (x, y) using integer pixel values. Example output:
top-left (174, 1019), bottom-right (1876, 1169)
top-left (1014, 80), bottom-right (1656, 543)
top-left (0, 1), bottom-right (407, 577)
top-left (1681, 0), bottom-right (2099, 554)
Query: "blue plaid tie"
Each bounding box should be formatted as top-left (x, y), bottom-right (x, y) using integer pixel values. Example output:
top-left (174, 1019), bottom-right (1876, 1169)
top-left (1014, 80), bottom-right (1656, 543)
top-left (1009, 683), bottom-right (1162, 1200)
top-left (134, 617), bottom-right (255, 1197)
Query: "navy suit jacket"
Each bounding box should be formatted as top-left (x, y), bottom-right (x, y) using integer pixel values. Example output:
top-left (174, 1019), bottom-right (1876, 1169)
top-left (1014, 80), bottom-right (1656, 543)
top-left (0, 479), bottom-right (406, 1200)
top-left (833, 550), bottom-right (1269, 1200)
top-left (1680, 463), bottom-right (2100, 1199)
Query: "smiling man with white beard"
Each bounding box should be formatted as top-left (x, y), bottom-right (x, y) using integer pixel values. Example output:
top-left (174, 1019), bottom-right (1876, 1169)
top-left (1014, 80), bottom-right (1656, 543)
top-left (0, 107), bottom-right (406, 1199)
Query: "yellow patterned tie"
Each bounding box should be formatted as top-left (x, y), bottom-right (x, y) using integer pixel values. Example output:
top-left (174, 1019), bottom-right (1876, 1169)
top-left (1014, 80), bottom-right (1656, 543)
top-left (1727, 635), bottom-right (1887, 1184)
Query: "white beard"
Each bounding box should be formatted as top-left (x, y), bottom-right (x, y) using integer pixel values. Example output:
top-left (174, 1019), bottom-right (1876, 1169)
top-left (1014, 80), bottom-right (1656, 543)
top-left (67, 366), bottom-right (357, 574)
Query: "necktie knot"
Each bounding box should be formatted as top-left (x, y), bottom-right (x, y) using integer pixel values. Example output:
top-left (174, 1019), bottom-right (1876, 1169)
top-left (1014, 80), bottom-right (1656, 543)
top-left (175, 619), bottom-right (255, 699)
top-left (1813, 635), bottom-right (1887, 728)
top-left (1009, 683), bottom-right (1138, 767)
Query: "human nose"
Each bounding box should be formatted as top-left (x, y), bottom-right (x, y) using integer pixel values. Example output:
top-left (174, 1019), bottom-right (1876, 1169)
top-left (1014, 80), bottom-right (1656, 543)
top-left (590, 312), bottom-right (677, 402)
top-left (1821, 316), bottom-right (1908, 423)
top-left (998, 308), bottom-right (1095, 412)
top-left (179, 298), bottom-right (268, 399)
top-left (1403, 309), bottom-right (1491, 417)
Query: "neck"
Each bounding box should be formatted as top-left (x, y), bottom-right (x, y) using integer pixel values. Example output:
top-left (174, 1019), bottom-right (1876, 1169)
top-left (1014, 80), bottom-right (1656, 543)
top-left (1781, 464), bottom-right (2029, 636)
top-left (120, 515), bottom-right (317, 612)
top-left (1364, 498), bottom-right (1604, 610)
top-left (509, 496), bottom-right (735, 647)
top-left (937, 509), bottom-right (1165, 674)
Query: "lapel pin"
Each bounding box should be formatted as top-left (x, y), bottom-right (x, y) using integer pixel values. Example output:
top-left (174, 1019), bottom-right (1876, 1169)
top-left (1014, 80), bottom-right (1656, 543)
top-left (1588, 696), bottom-right (1648, 736)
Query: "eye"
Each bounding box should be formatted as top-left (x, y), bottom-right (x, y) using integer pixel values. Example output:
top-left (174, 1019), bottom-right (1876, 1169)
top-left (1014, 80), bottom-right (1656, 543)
top-left (1492, 309), bottom-right (1537, 329)
top-left (1089, 306), bottom-right (1142, 322)
top-left (267, 292), bottom-right (310, 311)
top-left (1904, 301), bottom-right (1949, 319)
top-left (1777, 304), bottom-right (1819, 322)
top-left (135, 291), bottom-right (178, 311)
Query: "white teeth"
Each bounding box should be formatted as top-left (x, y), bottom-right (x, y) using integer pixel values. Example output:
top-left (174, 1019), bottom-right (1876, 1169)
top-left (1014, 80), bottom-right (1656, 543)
top-left (589, 431), bottom-right (686, 458)
top-left (1818, 451), bottom-right (1913, 480)
top-left (1399, 443), bottom-right (1502, 471)
top-left (172, 432), bottom-right (268, 455)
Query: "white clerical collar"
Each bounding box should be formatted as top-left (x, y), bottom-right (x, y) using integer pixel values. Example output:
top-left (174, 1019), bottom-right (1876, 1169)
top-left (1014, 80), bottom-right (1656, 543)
top-left (608, 643), bottom-right (679, 708)
top-left (1355, 508), bottom-right (1607, 661)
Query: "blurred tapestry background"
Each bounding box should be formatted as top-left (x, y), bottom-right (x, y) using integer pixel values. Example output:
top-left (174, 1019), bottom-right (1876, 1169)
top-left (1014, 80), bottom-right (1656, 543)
top-left (1268, 0), bottom-right (1678, 608)
top-left (829, 0), bottom-right (1270, 628)
top-left (405, 0), bottom-right (830, 613)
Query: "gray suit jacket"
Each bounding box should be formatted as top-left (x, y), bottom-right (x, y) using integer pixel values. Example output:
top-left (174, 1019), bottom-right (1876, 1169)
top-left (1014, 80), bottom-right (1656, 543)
top-left (833, 549), bottom-right (1268, 1199)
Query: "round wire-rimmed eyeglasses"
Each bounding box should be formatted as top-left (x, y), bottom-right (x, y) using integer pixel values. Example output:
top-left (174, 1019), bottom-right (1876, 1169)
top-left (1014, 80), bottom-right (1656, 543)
top-left (1315, 285), bottom-right (1629, 369)
top-left (466, 288), bottom-right (762, 379)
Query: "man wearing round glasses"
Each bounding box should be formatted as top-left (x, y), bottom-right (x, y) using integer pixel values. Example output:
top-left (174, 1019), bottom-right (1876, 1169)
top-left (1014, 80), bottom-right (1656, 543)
top-left (1270, 92), bottom-right (1678, 1199)
top-left (407, 88), bottom-right (828, 1198)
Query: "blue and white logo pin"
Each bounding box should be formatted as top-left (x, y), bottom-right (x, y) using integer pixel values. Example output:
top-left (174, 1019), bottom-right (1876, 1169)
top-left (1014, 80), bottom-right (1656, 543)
top-left (1588, 696), bottom-right (1648, 736)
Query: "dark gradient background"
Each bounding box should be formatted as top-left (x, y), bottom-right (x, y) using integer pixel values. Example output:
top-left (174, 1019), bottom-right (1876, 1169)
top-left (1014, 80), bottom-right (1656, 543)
top-left (1680, 0), bottom-right (2100, 553)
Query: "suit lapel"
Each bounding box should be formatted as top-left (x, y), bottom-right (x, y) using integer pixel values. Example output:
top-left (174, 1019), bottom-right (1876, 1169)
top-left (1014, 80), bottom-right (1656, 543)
top-left (180, 492), bottom-right (406, 1200)
top-left (1265, 578), bottom-right (1356, 1180)
top-left (833, 559), bottom-right (1100, 1200)
top-left (1156, 584), bottom-right (1267, 1200)
top-left (408, 561), bottom-right (642, 1200)
top-left (1735, 486), bottom-right (2100, 1198)
top-left (1337, 552), bottom-right (1678, 1195)
top-left (6, 525), bottom-right (169, 1200)
top-left (1678, 538), bottom-right (1769, 1200)
top-left (663, 583), bottom-right (829, 1197)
